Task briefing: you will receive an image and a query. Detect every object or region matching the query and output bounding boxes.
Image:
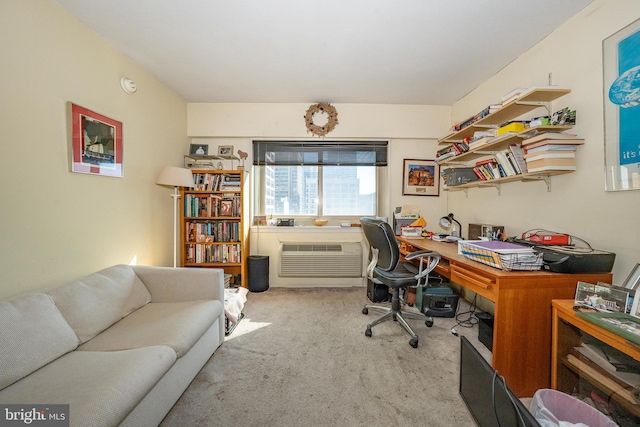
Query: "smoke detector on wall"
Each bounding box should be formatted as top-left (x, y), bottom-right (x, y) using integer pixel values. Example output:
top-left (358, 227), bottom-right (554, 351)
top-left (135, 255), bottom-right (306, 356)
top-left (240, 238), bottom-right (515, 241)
top-left (120, 77), bottom-right (137, 94)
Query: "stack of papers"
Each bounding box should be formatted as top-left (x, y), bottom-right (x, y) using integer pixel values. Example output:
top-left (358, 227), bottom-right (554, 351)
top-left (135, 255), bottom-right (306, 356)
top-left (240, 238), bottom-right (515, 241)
top-left (458, 240), bottom-right (543, 271)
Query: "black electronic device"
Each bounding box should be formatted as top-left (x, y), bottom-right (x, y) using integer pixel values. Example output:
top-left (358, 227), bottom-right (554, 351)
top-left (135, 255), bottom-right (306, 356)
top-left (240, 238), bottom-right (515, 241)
top-left (459, 336), bottom-right (541, 427)
top-left (276, 218), bottom-right (295, 226)
top-left (510, 238), bottom-right (615, 274)
top-left (366, 280), bottom-right (390, 303)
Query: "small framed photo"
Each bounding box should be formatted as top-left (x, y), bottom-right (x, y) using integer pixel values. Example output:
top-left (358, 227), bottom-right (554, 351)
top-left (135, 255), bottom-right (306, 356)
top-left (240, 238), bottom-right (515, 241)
top-left (218, 145), bottom-right (234, 157)
top-left (220, 199), bottom-right (233, 216)
top-left (575, 281), bottom-right (629, 313)
top-left (402, 159), bottom-right (440, 196)
top-left (189, 144), bottom-right (208, 155)
top-left (70, 103), bottom-right (123, 177)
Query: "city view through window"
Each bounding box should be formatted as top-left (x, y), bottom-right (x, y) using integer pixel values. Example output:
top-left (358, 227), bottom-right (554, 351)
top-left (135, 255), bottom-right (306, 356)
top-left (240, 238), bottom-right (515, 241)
top-left (264, 165), bottom-right (376, 216)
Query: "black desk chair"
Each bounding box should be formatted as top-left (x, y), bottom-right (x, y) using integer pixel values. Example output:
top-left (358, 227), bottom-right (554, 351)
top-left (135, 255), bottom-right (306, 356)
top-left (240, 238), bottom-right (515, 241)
top-left (361, 217), bottom-right (441, 348)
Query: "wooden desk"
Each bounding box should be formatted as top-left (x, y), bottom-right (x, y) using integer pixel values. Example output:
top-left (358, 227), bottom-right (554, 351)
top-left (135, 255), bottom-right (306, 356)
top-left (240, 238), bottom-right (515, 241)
top-left (397, 237), bottom-right (612, 397)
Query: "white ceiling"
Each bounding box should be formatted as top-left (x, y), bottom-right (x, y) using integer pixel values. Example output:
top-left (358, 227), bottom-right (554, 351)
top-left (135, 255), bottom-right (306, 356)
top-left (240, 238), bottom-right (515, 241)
top-left (55, 0), bottom-right (594, 105)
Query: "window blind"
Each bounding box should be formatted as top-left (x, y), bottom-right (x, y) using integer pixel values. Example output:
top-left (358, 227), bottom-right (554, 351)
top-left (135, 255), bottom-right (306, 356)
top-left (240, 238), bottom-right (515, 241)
top-left (252, 140), bottom-right (388, 166)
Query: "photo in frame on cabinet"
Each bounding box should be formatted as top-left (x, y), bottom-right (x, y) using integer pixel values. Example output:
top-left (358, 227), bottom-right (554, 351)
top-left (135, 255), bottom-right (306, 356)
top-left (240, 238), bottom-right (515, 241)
top-left (189, 144), bottom-right (208, 155)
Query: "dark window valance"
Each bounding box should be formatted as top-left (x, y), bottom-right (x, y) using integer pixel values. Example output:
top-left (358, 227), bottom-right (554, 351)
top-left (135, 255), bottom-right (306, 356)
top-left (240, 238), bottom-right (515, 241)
top-left (253, 140), bottom-right (388, 166)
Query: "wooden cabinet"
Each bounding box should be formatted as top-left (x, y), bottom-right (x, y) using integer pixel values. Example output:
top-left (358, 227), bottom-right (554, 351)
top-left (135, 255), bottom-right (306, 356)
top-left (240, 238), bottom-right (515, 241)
top-left (552, 300), bottom-right (640, 426)
top-left (438, 87), bottom-right (576, 193)
top-left (180, 169), bottom-right (248, 287)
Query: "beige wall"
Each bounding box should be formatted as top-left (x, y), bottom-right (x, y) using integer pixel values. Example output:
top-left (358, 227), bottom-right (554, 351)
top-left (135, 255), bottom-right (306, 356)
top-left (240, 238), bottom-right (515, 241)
top-left (449, 0), bottom-right (640, 283)
top-left (0, 1), bottom-right (188, 298)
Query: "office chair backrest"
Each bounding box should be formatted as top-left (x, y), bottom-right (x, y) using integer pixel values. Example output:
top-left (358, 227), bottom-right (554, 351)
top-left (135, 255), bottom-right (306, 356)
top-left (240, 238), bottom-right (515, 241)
top-left (361, 217), bottom-right (399, 272)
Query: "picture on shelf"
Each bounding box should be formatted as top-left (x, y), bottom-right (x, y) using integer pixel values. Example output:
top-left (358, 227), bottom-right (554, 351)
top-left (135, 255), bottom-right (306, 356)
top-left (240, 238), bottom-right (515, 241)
top-left (220, 200), bottom-right (233, 216)
top-left (189, 144), bottom-right (208, 155)
top-left (575, 281), bottom-right (629, 313)
top-left (218, 145), bottom-right (234, 157)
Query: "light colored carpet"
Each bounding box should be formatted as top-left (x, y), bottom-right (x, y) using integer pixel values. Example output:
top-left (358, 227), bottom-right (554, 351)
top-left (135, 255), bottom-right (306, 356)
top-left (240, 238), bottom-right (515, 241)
top-left (160, 287), bottom-right (489, 427)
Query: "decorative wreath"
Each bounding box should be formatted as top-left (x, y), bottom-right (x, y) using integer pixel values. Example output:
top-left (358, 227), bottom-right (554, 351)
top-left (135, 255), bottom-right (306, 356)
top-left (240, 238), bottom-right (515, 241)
top-left (304, 103), bottom-right (338, 137)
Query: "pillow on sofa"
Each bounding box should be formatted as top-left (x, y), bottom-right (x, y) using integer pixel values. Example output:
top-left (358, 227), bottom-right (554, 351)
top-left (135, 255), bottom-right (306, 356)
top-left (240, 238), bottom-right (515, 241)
top-left (0, 293), bottom-right (78, 390)
top-left (48, 265), bottom-right (151, 344)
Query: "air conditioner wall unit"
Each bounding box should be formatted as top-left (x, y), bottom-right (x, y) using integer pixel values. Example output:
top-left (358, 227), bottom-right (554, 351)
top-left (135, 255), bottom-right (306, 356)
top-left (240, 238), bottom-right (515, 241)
top-left (279, 242), bottom-right (362, 277)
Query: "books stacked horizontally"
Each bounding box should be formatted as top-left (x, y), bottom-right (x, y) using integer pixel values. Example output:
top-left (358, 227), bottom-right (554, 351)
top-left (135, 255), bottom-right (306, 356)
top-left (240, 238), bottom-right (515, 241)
top-left (571, 341), bottom-right (640, 404)
top-left (522, 132), bottom-right (584, 173)
top-left (220, 173), bottom-right (241, 190)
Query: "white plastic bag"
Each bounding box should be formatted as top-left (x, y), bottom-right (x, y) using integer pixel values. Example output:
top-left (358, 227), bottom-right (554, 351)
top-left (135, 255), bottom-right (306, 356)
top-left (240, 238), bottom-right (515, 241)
top-left (529, 389), bottom-right (619, 427)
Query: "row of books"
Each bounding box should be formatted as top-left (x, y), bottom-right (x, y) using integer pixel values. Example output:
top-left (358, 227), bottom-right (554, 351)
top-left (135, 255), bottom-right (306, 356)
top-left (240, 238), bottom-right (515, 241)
top-left (449, 104), bottom-right (502, 133)
top-left (436, 141), bottom-right (470, 163)
top-left (186, 221), bottom-right (240, 243)
top-left (522, 132), bottom-right (584, 173)
top-left (472, 144), bottom-right (528, 180)
top-left (185, 243), bottom-right (241, 264)
top-left (184, 194), bottom-right (241, 217)
top-left (192, 173), bottom-right (241, 191)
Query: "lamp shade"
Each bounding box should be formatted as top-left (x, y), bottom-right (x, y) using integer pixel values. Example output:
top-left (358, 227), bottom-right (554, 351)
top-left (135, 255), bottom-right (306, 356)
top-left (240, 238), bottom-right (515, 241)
top-left (156, 166), bottom-right (194, 188)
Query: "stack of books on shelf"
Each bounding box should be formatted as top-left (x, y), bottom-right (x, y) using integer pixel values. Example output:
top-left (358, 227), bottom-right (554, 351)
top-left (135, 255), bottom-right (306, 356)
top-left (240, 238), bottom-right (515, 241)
top-left (570, 341), bottom-right (640, 404)
top-left (220, 174), bottom-right (241, 190)
top-left (522, 132), bottom-right (584, 173)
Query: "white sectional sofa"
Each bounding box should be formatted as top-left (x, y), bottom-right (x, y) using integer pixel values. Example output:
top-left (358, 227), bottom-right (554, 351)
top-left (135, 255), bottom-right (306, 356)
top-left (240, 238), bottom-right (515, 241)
top-left (0, 265), bottom-right (225, 427)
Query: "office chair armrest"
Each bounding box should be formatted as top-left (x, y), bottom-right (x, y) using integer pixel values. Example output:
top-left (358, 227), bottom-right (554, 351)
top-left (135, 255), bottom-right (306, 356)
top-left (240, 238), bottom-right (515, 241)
top-left (405, 250), bottom-right (441, 285)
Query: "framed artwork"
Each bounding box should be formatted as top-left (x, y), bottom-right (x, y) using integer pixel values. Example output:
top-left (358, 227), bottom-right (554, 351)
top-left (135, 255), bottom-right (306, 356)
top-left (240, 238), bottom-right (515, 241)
top-left (218, 145), bottom-right (234, 157)
top-left (190, 144), bottom-right (208, 155)
top-left (603, 18), bottom-right (640, 191)
top-left (402, 159), bottom-right (439, 196)
top-left (574, 281), bottom-right (629, 313)
top-left (220, 200), bottom-right (233, 216)
top-left (70, 103), bottom-right (123, 177)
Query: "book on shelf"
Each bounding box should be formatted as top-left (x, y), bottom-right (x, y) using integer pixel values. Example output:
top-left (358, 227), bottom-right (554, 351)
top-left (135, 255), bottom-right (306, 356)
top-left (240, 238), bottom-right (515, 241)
top-left (526, 164), bottom-right (576, 173)
top-left (501, 87), bottom-right (528, 105)
top-left (523, 132), bottom-right (578, 144)
top-left (468, 136), bottom-right (493, 150)
top-left (524, 151), bottom-right (576, 162)
top-left (522, 138), bottom-right (585, 150)
top-left (525, 144), bottom-right (579, 154)
top-left (575, 342), bottom-right (640, 376)
top-left (566, 354), bottom-right (640, 404)
top-left (526, 157), bottom-right (575, 170)
top-left (508, 144), bottom-right (528, 174)
top-left (495, 152), bottom-right (517, 176)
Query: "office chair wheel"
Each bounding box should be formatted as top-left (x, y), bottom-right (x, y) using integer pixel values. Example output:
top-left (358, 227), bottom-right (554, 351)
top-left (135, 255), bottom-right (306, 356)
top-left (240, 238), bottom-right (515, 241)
top-left (425, 319), bottom-right (434, 327)
top-left (365, 326), bottom-right (372, 337)
top-left (409, 337), bottom-right (418, 348)
top-left (362, 307), bottom-right (369, 315)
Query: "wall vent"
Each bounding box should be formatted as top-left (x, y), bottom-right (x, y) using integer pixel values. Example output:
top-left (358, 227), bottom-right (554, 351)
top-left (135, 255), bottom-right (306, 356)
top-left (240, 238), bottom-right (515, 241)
top-left (279, 242), bottom-right (362, 277)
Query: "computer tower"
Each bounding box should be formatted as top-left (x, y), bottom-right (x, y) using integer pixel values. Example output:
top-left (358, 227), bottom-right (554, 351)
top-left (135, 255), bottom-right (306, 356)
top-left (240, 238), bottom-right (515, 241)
top-left (367, 279), bottom-right (390, 302)
top-left (476, 312), bottom-right (494, 352)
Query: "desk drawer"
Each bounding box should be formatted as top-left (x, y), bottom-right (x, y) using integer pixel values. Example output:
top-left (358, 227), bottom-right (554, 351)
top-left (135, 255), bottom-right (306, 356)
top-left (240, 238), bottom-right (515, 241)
top-left (450, 264), bottom-right (496, 301)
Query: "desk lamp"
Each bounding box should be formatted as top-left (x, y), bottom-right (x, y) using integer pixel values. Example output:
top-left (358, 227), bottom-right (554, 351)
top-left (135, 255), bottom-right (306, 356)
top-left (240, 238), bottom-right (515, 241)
top-left (439, 213), bottom-right (462, 238)
top-left (156, 166), bottom-right (195, 267)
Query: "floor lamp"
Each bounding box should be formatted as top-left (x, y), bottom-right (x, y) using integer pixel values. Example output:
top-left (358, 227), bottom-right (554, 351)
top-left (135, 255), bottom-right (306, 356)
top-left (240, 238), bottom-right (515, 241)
top-left (156, 166), bottom-right (195, 268)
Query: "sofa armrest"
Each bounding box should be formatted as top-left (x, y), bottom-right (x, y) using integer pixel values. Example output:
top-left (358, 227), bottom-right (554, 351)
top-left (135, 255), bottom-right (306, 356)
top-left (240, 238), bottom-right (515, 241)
top-left (131, 266), bottom-right (224, 303)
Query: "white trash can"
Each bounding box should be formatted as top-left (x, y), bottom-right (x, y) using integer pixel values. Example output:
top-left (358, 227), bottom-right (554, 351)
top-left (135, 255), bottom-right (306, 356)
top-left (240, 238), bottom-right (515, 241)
top-left (529, 389), bottom-right (619, 427)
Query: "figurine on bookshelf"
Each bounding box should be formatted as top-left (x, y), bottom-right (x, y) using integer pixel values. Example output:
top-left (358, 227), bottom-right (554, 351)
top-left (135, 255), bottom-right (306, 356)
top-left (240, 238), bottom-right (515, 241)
top-left (237, 149), bottom-right (248, 169)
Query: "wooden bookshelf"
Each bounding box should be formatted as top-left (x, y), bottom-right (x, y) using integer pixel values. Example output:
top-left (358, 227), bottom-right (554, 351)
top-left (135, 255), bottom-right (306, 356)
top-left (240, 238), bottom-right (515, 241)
top-left (552, 300), bottom-right (640, 425)
top-left (180, 169), bottom-right (248, 287)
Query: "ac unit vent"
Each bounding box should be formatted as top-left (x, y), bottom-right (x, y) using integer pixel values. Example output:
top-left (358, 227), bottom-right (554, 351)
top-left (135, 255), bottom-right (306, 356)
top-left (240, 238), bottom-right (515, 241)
top-left (279, 242), bottom-right (362, 277)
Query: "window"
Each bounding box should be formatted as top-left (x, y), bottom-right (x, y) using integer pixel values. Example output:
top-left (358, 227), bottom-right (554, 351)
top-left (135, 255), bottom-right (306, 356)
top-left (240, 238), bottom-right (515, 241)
top-left (253, 141), bottom-right (387, 217)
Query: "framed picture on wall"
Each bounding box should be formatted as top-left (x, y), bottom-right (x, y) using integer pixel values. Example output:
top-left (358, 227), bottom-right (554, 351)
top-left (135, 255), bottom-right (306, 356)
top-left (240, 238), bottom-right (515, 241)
top-left (70, 103), bottom-right (123, 177)
top-left (603, 18), bottom-right (640, 191)
top-left (402, 159), bottom-right (440, 196)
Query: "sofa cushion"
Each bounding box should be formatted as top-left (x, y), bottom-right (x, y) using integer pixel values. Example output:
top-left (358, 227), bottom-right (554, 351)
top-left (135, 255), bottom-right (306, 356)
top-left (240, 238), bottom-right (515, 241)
top-left (48, 265), bottom-right (152, 344)
top-left (0, 346), bottom-right (176, 427)
top-left (0, 293), bottom-right (78, 390)
top-left (78, 300), bottom-right (222, 357)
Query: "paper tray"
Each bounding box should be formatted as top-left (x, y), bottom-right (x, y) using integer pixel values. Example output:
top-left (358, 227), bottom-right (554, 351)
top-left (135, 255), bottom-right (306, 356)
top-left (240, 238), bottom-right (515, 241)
top-left (458, 240), bottom-right (543, 271)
